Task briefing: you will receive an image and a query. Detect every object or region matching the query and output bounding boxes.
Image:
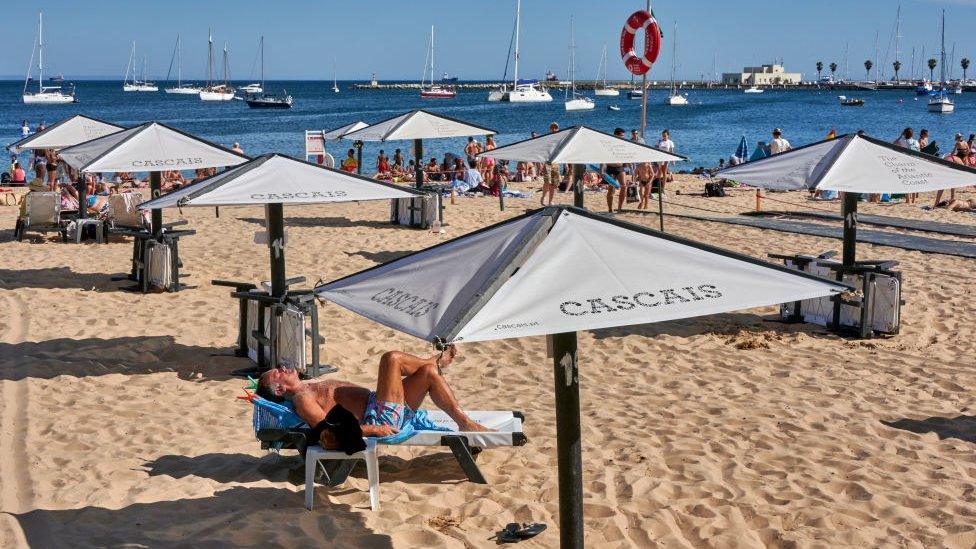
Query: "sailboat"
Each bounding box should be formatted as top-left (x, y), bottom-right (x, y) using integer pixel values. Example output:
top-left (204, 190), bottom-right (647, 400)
top-left (420, 26), bottom-right (456, 98)
top-left (244, 37), bottom-right (293, 108)
top-left (594, 44), bottom-right (619, 96)
top-left (123, 42), bottom-right (158, 92)
top-left (928, 10), bottom-right (954, 113)
top-left (665, 22), bottom-right (688, 106)
top-left (564, 17), bottom-right (593, 111)
top-left (332, 59), bottom-right (340, 93)
top-left (22, 12), bottom-right (75, 104)
top-left (200, 31), bottom-right (235, 101)
top-left (488, 0), bottom-right (552, 103)
top-left (164, 35), bottom-right (202, 94)
top-left (240, 37), bottom-right (264, 95)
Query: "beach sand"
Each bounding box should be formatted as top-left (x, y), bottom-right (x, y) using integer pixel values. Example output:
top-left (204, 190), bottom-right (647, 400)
top-left (1, 176), bottom-right (974, 548)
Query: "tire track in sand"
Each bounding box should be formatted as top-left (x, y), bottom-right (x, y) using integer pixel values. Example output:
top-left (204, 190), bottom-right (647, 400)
top-left (0, 291), bottom-right (32, 547)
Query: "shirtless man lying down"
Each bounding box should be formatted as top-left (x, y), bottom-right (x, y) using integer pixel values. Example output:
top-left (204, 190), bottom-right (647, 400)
top-left (257, 347), bottom-right (489, 447)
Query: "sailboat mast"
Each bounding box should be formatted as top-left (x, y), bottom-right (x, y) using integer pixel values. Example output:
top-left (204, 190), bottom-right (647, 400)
top-left (207, 29), bottom-right (213, 86)
top-left (569, 17), bottom-right (575, 96)
top-left (894, 4), bottom-right (901, 81)
top-left (940, 10), bottom-right (946, 85)
top-left (38, 12), bottom-right (44, 91)
top-left (223, 42), bottom-right (229, 85)
top-left (513, 0), bottom-right (520, 87)
top-left (431, 26), bottom-right (435, 85)
top-left (670, 21), bottom-right (677, 93)
top-left (260, 36), bottom-right (265, 89)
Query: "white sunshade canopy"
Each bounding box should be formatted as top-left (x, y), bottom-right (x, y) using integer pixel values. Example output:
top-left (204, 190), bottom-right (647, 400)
top-left (323, 121), bottom-right (370, 141)
top-left (481, 125), bottom-right (686, 164)
top-left (7, 115), bottom-right (124, 153)
top-left (139, 153), bottom-right (422, 209)
top-left (716, 133), bottom-right (976, 194)
top-left (316, 207), bottom-right (848, 344)
top-left (58, 121), bottom-right (248, 173)
top-left (341, 109), bottom-right (496, 142)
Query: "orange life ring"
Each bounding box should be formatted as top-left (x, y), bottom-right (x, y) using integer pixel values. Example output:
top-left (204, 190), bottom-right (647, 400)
top-left (620, 10), bottom-right (661, 76)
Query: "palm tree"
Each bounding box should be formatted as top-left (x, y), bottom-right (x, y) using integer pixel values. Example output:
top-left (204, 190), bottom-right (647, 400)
top-left (864, 59), bottom-right (873, 81)
top-left (816, 61), bottom-right (823, 81)
top-left (962, 58), bottom-right (970, 81)
top-left (893, 60), bottom-right (902, 83)
top-left (928, 58), bottom-right (938, 81)
top-left (829, 62), bottom-right (838, 80)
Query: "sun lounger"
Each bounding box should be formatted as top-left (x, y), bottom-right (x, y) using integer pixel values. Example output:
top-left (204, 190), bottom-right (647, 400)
top-left (13, 191), bottom-right (67, 242)
top-left (249, 395), bottom-right (526, 510)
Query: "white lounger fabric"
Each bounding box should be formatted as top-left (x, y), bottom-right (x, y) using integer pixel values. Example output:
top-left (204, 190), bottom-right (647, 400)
top-left (397, 410), bottom-right (523, 447)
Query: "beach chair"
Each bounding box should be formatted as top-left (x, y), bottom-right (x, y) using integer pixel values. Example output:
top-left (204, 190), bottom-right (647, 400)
top-left (13, 191), bottom-right (66, 242)
top-left (249, 395), bottom-right (527, 510)
top-left (105, 192), bottom-right (147, 234)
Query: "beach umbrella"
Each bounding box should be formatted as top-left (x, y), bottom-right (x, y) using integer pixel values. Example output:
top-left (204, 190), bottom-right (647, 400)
top-left (715, 132), bottom-right (976, 266)
top-left (341, 109), bottom-right (496, 189)
top-left (58, 121), bottom-right (247, 229)
top-left (138, 153), bottom-right (421, 297)
top-left (482, 125), bottom-right (684, 229)
top-left (6, 115), bottom-right (123, 153)
top-left (314, 205), bottom-right (848, 548)
top-left (322, 121), bottom-right (369, 141)
top-left (731, 135), bottom-right (749, 165)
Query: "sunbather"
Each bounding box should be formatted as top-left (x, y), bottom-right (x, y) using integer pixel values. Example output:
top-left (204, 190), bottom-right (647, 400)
top-left (257, 347), bottom-right (490, 446)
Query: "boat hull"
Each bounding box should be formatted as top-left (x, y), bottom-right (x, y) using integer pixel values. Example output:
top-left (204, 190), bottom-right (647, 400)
top-left (565, 98), bottom-right (594, 111)
top-left (246, 98), bottom-right (292, 109)
top-left (666, 94), bottom-right (689, 105)
top-left (165, 86), bottom-right (202, 94)
top-left (23, 92), bottom-right (75, 104)
top-left (420, 89), bottom-right (456, 99)
top-left (200, 89), bottom-right (236, 101)
top-left (594, 88), bottom-right (619, 96)
top-left (506, 86), bottom-right (553, 102)
top-left (928, 100), bottom-right (955, 113)
top-left (124, 84), bottom-right (159, 92)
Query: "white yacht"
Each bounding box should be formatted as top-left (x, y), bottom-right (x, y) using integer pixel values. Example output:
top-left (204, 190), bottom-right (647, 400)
top-left (420, 26), bottom-right (456, 99)
top-left (665, 22), bottom-right (688, 106)
top-left (22, 12), bottom-right (76, 104)
top-left (489, 0), bottom-right (552, 103)
top-left (744, 85), bottom-right (764, 94)
top-left (123, 43), bottom-right (158, 92)
top-left (928, 11), bottom-right (954, 113)
top-left (200, 31), bottom-right (235, 101)
top-left (164, 35), bottom-right (202, 94)
top-left (564, 18), bottom-right (593, 111)
top-left (594, 44), bottom-right (619, 96)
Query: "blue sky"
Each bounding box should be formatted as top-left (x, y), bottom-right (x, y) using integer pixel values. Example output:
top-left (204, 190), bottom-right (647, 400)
top-left (3, 1), bottom-right (974, 81)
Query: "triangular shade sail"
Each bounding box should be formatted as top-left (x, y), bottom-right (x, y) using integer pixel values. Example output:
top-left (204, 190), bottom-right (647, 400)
top-left (481, 126), bottom-right (685, 164)
top-left (58, 121), bottom-right (247, 173)
top-left (716, 133), bottom-right (976, 193)
top-left (341, 110), bottom-right (495, 142)
top-left (316, 207), bottom-right (847, 344)
top-left (139, 154), bottom-right (422, 209)
top-left (323, 121), bottom-right (369, 141)
top-left (7, 115), bottom-right (124, 153)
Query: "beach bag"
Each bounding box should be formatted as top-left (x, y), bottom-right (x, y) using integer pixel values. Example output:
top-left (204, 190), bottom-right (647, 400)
top-left (626, 184), bottom-right (639, 203)
top-left (704, 182), bottom-right (726, 197)
top-left (390, 194), bottom-right (437, 229)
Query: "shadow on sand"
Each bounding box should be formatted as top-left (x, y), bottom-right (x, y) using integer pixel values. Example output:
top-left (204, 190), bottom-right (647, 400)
top-left (590, 311), bottom-right (835, 340)
top-left (10, 486), bottom-right (393, 548)
top-left (0, 336), bottom-right (244, 381)
top-left (144, 450), bottom-right (472, 486)
top-left (0, 267), bottom-right (130, 291)
top-left (882, 415), bottom-right (976, 444)
top-left (344, 249), bottom-right (416, 264)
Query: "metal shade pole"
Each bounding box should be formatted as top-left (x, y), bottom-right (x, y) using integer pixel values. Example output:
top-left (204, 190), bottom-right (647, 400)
top-left (77, 172), bottom-right (88, 220)
top-left (657, 183), bottom-right (665, 231)
top-left (841, 191), bottom-right (858, 266)
top-left (150, 171), bottom-right (163, 237)
top-left (355, 141), bottom-right (363, 175)
top-left (573, 164), bottom-right (585, 208)
top-left (266, 202), bottom-right (286, 297)
top-left (414, 138), bottom-right (424, 190)
top-left (551, 331), bottom-right (584, 549)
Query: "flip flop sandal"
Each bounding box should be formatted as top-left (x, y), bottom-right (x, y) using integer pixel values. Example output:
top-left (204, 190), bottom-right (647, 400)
top-left (512, 523), bottom-right (547, 539)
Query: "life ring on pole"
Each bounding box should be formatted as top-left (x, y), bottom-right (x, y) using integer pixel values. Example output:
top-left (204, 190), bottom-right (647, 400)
top-left (620, 10), bottom-right (661, 76)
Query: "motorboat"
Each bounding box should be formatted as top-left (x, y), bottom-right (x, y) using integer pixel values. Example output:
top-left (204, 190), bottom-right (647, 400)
top-left (240, 83), bottom-right (263, 94)
top-left (744, 86), bottom-right (764, 94)
top-left (608, 105), bottom-right (620, 111)
top-left (22, 12), bottom-right (76, 104)
top-left (627, 89), bottom-right (643, 99)
top-left (838, 95), bottom-right (864, 106)
top-left (916, 80), bottom-right (933, 95)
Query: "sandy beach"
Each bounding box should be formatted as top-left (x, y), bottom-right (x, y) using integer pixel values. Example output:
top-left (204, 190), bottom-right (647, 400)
top-left (1, 176), bottom-right (975, 548)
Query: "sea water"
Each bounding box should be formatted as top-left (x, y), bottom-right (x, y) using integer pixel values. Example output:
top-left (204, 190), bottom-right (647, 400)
top-left (3, 80), bottom-right (973, 171)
